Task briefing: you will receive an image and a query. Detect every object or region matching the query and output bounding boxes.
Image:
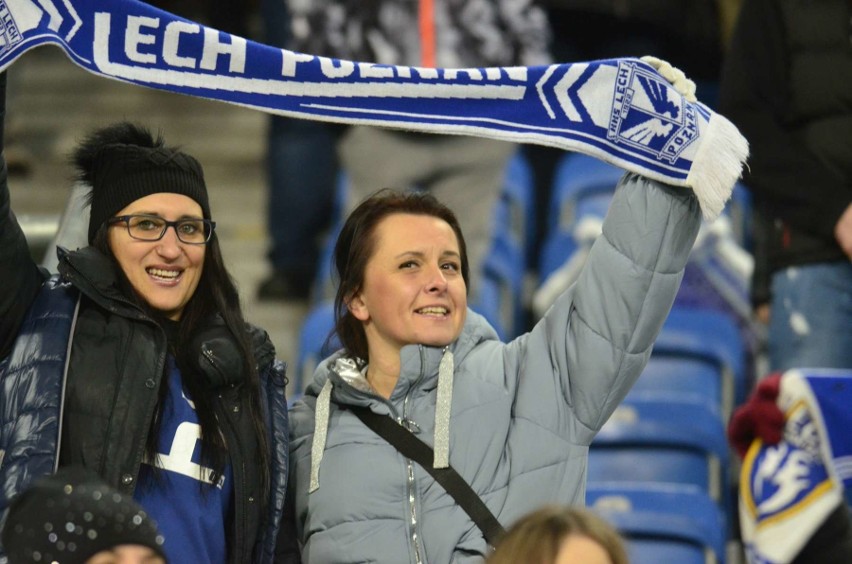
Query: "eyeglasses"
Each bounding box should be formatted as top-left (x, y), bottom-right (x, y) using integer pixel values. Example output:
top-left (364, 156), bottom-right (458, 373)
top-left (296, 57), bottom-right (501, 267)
top-left (108, 214), bottom-right (216, 245)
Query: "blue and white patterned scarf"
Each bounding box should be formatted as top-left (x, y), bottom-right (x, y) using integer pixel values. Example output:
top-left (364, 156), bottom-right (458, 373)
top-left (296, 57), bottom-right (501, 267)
top-left (740, 369), bottom-right (852, 564)
top-left (0, 0), bottom-right (747, 218)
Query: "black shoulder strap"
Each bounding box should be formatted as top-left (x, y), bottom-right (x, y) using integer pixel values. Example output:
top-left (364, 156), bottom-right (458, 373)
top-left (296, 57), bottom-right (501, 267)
top-left (347, 404), bottom-right (505, 546)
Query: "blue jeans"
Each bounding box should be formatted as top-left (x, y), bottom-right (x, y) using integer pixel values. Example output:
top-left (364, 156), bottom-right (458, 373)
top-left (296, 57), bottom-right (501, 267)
top-left (769, 262), bottom-right (852, 372)
top-left (265, 118), bottom-right (339, 274)
top-left (261, 0), bottom-right (339, 276)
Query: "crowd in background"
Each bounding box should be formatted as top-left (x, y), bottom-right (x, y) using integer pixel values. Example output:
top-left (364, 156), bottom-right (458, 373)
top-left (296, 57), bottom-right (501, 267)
top-left (3, 0), bottom-right (851, 562)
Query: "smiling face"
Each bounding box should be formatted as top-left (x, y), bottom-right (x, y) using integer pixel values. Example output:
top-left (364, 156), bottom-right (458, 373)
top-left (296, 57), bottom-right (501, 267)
top-left (348, 213), bottom-right (467, 362)
top-left (108, 193), bottom-right (206, 321)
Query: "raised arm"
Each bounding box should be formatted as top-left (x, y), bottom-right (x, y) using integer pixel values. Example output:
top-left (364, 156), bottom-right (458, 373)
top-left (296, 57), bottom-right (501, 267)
top-left (515, 173), bottom-right (702, 443)
top-left (0, 72), bottom-right (47, 359)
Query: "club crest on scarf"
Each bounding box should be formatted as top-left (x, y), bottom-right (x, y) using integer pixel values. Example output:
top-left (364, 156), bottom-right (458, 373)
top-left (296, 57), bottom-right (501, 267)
top-left (607, 60), bottom-right (698, 164)
top-left (0, 0), bottom-right (749, 221)
top-left (0, 0), bottom-right (27, 54)
top-left (741, 400), bottom-right (832, 528)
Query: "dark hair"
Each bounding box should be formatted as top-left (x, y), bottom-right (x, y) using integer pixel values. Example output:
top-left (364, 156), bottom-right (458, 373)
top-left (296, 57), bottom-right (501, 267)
top-left (85, 126), bottom-right (269, 496)
top-left (332, 189), bottom-right (469, 362)
top-left (488, 506), bottom-right (629, 564)
top-left (92, 221), bottom-right (269, 496)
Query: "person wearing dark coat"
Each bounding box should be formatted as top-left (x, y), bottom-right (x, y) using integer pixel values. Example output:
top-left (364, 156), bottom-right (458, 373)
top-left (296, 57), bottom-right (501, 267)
top-left (718, 0), bottom-right (852, 371)
top-left (0, 71), bottom-right (289, 564)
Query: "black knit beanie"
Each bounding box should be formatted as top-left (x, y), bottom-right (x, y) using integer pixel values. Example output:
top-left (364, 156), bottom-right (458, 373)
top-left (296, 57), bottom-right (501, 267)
top-left (1, 467), bottom-right (167, 564)
top-left (80, 125), bottom-right (211, 243)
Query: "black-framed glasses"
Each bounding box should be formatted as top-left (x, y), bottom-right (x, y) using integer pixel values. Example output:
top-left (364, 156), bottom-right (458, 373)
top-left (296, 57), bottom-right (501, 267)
top-left (108, 214), bottom-right (216, 245)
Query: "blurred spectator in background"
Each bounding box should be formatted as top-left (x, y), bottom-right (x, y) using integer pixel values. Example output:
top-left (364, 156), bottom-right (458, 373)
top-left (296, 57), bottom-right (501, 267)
top-left (544, 0), bottom-right (729, 90)
top-left (3, 61), bottom-right (32, 177)
top-left (718, 0), bottom-right (852, 372)
top-left (487, 505), bottom-right (628, 564)
top-left (286, 0), bottom-right (552, 300)
top-left (256, 0), bottom-right (342, 302)
top-left (524, 0), bottom-right (740, 275)
top-left (2, 467), bottom-right (167, 564)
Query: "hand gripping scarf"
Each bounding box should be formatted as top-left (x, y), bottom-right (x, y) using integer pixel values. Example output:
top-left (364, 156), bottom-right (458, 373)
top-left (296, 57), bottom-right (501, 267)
top-left (0, 0), bottom-right (747, 218)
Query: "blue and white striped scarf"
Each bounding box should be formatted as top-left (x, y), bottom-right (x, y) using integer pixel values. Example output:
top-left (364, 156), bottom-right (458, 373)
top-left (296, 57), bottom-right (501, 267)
top-left (0, 0), bottom-right (747, 218)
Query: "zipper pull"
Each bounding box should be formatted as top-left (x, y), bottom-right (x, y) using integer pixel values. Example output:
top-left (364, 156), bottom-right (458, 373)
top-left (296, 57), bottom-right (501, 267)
top-left (398, 417), bottom-right (421, 434)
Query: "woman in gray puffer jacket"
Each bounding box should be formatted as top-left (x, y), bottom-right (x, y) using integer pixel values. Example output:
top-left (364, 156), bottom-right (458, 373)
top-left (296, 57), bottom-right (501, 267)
top-left (285, 167), bottom-right (703, 562)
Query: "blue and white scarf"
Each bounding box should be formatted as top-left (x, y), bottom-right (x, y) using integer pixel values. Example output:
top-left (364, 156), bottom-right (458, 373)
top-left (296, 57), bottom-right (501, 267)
top-left (740, 369), bottom-right (852, 564)
top-left (0, 0), bottom-right (747, 218)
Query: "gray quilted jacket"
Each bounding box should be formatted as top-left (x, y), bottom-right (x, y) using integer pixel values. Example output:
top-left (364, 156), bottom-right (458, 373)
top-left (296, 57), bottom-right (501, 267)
top-left (288, 173), bottom-right (702, 563)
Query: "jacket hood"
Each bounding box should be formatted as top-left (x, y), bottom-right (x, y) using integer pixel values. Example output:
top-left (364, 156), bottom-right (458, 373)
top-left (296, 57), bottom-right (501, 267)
top-left (58, 247), bottom-right (276, 376)
top-left (303, 308), bottom-right (499, 493)
top-left (57, 246), bottom-right (131, 310)
top-left (305, 308), bottom-right (499, 400)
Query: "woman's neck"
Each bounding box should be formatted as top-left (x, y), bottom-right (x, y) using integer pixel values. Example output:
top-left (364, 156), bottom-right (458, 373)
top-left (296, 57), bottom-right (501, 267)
top-left (365, 356), bottom-right (400, 399)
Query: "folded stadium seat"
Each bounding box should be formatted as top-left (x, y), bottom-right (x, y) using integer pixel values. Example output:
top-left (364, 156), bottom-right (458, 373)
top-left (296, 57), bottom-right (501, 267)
top-left (538, 189), bottom-right (612, 282)
top-left (725, 181), bottom-right (753, 251)
top-left (628, 539), bottom-right (708, 564)
top-left (538, 153), bottom-right (622, 281)
top-left (654, 307), bottom-right (747, 423)
top-left (310, 172), bottom-right (350, 304)
top-left (468, 273), bottom-right (508, 341)
top-left (295, 300), bottom-right (340, 394)
top-left (587, 482), bottom-right (727, 564)
top-left (547, 152), bottom-right (623, 233)
top-left (468, 153), bottom-right (534, 339)
top-left (628, 357), bottom-right (724, 423)
top-left (311, 223), bottom-right (342, 305)
top-left (476, 231), bottom-right (526, 338)
top-left (589, 392), bottom-right (729, 507)
top-left (499, 150), bottom-right (536, 264)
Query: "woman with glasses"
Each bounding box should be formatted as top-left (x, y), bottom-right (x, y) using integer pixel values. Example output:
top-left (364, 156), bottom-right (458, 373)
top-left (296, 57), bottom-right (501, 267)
top-left (0, 73), bottom-right (288, 564)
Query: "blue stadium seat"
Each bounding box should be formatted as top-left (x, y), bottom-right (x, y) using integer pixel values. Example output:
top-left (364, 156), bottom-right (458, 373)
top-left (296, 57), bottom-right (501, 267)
top-left (725, 181), bottom-right (753, 251)
top-left (548, 152), bottom-right (623, 234)
top-left (498, 151), bottom-right (536, 262)
top-left (469, 274), bottom-right (508, 341)
top-left (310, 172), bottom-right (349, 304)
top-left (590, 393), bottom-right (729, 505)
top-left (468, 149), bottom-right (535, 339)
top-left (587, 482), bottom-right (726, 564)
top-left (539, 153), bottom-right (621, 281)
top-left (628, 539), bottom-right (707, 564)
top-left (629, 357), bottom-right (723, 421)
top-left (654, 307), bottom-right (747, 420)
top-left (295, 301), bottom-right (340, 393)
top-left (475, 232), bottom-right (526, 338)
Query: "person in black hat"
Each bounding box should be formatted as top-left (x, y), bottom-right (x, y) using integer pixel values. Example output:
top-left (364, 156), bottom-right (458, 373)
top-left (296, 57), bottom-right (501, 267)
top-left (2, 467), bottom-right (167, 564)
top-left (0, 71), bottom-right (289, 564)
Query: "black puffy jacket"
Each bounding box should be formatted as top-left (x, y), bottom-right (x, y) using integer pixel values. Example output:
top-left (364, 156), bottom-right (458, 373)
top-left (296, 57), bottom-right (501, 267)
top-left (0, 263), bottom-right (290, 563)
top-left (719, 0), bottom-right (852, 276)
top-left (0, 85), bottom-right (289, 563)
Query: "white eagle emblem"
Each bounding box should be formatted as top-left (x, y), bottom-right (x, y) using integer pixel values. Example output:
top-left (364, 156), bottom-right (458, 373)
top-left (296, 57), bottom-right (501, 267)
top-left (607, 60), bottom-right (698, 163)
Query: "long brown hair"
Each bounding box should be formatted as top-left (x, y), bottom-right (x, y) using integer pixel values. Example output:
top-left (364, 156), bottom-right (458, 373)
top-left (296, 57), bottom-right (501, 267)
top-left (488, 506), bottom-right (629, 564)
top-left (81, 121), bottom-right (270, 498)
top-left (91, 202), bottom-right (270, 499)
top-left (332, 189), bottom-right (469, 362)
